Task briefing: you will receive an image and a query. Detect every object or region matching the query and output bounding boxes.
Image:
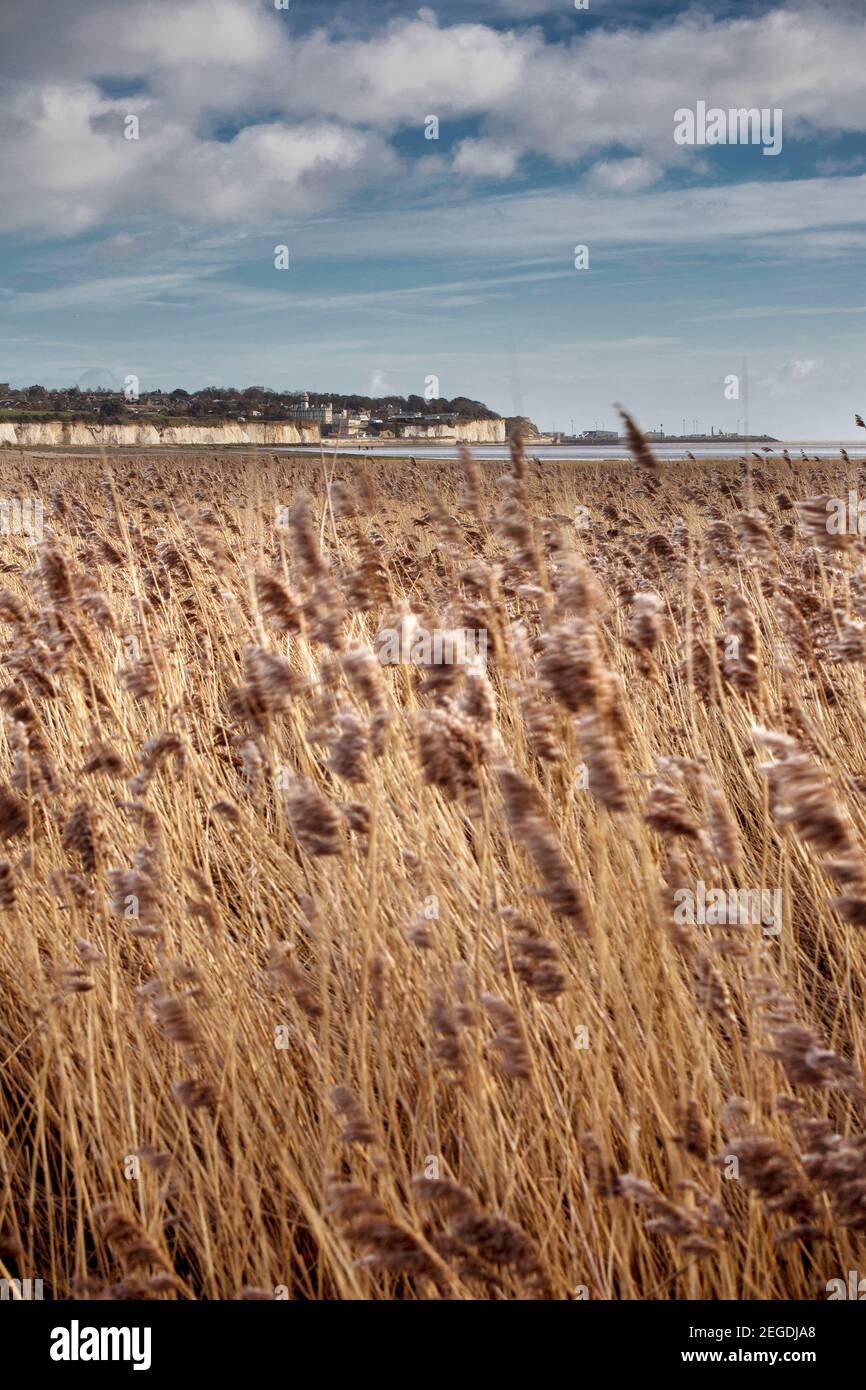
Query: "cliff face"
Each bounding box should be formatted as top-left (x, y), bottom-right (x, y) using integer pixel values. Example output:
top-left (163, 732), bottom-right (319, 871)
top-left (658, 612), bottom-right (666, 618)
top-left (393, 419), bottom-right (506, 443)
top-left (0, 420), bottom-right (320, 448)
top-left (505, 416), bottom-right (541, 439)
top-left (0, 416), bottom-right (508, 448)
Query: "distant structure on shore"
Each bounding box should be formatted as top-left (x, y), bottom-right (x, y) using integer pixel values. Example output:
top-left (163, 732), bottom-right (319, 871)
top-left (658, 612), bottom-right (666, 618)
top-left (559, 426), bottom-right (780, 445)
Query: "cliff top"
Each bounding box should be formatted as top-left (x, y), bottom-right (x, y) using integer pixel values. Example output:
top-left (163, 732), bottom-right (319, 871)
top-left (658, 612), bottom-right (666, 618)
top-left (0, 387), bottom-right (502, 426)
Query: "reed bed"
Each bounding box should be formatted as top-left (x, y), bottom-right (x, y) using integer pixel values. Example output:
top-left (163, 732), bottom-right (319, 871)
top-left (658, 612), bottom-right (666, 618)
top-left (0, 435), bottom-right (865, 1300)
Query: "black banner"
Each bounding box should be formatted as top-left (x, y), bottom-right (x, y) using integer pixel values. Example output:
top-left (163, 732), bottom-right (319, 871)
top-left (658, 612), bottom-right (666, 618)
top-left (2, 1297), bottom-right (860, 1376)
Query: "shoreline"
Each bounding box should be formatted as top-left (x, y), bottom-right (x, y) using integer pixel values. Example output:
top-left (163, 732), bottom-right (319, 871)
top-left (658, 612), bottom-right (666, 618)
top-left (3, 445), bottom-right (866, 469)
top-left (3, 442), bottom-right (865, 464)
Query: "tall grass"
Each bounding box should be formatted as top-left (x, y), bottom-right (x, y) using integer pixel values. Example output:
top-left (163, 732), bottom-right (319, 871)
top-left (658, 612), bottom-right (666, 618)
top-left (0, 437), bottom-right (865, 1300)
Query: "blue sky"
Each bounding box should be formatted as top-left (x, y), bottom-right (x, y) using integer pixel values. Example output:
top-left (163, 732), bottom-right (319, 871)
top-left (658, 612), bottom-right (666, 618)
top-left (1, 0), bottom-right (865, 435)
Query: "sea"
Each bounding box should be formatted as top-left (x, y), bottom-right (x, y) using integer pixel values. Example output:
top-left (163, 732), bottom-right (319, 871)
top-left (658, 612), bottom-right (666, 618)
top-left (276, 441), bottom-right (866, 463)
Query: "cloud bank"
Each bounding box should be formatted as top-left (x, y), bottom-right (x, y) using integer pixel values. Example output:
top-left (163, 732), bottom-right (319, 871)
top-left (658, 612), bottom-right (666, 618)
top-left (2, 2), bottom-right (866, 234)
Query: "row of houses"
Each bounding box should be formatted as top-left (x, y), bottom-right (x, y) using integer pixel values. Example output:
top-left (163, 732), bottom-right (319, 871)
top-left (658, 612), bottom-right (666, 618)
top-left (284, 394), bottom-right (475, 439)
top-left (294, 402), bottom-right (472, 439)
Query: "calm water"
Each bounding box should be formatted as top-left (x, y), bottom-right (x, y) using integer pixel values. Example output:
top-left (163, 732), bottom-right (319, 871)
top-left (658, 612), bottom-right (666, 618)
top-left (276, 442), bottom-right (866, 463)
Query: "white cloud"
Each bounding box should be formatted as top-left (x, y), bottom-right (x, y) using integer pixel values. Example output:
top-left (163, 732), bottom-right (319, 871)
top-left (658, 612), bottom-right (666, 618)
top-left (277, 16), bottom-right (532, 128)
top-left (0, 82), bottom-right (138, 235)
top-left (587, 157), bottom-right (663, 193)
top-left (757, 356), bottom-right (836, 399)
top-left (3, 2), bottom-right (866, 236)
top-left (154, 122), bottom-right (396, 222)
top-left (788, 358), bottom-right (821, 377)
top-left (0, 72), bottom-right (396, 234)
top-left (368, 369), bottom-right (393, 395)
top-left (0, 0), bottom-right (279, 79)
top-left (260, 8), bottom-right (866, 165)
top-left (453, 138), bottom-right (519, 178)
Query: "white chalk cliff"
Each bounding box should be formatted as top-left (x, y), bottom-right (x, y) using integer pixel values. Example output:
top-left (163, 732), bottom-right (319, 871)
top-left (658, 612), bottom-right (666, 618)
top-left (0, 420), bottom-right (320, 448)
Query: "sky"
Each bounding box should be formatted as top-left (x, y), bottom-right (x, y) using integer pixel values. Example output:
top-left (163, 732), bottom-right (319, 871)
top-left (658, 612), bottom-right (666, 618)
top-left (0, 0), bottom-right (865, 437)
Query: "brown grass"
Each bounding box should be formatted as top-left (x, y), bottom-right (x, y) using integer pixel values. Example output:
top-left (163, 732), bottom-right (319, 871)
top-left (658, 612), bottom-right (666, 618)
top-left (0, 440), bottom-right (865, 1300)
